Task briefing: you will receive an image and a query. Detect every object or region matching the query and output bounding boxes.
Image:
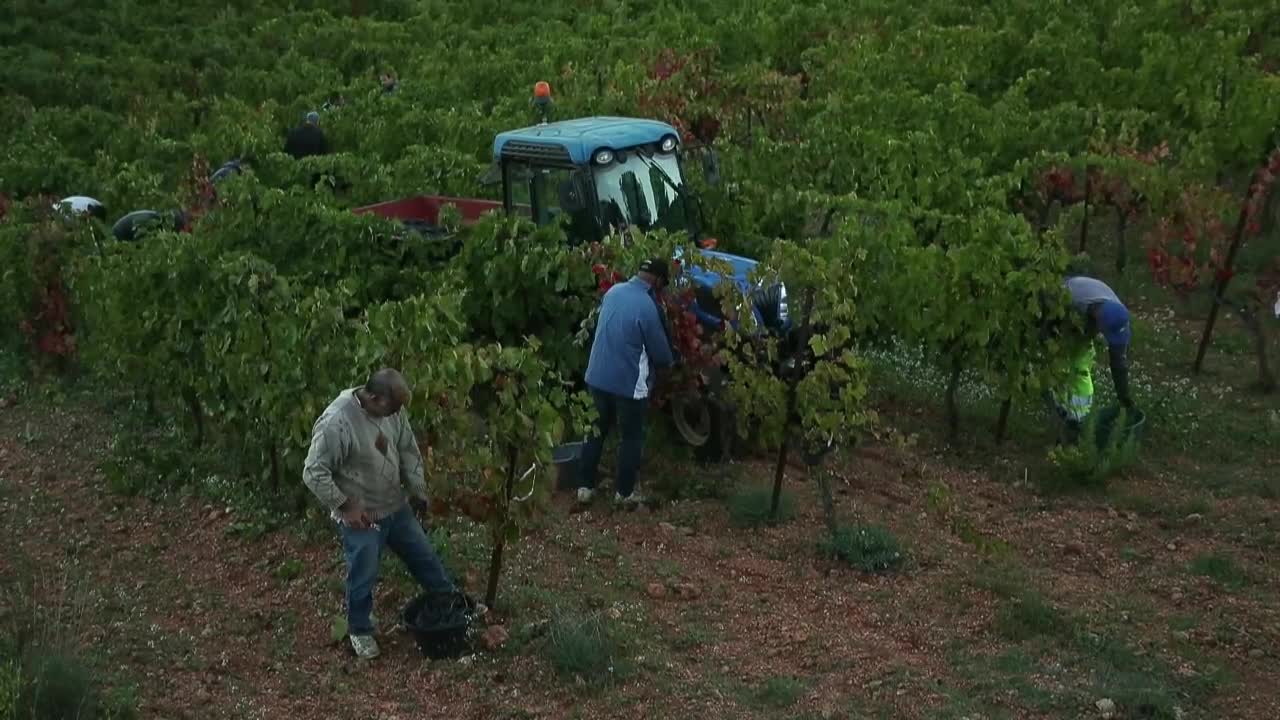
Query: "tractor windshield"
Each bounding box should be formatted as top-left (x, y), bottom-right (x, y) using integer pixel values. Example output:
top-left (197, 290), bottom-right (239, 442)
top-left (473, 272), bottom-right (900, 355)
top-left (593, 151), bottom-right (690, 235)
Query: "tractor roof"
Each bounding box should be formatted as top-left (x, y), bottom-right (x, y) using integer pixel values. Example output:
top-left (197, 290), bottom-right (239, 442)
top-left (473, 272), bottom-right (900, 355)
top-left (493, 116), bottom-right (679, 166)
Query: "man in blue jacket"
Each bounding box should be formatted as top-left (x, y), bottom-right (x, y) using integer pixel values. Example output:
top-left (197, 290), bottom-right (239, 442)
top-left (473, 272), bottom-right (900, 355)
top-left (578, 258), bottom-right (676, 508)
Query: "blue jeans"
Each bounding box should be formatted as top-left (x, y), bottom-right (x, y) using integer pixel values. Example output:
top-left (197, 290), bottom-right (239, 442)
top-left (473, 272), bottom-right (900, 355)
top-left (579, 387), bottom-right (647, 497)
top-left (339, 503), bottom-right (454, 635)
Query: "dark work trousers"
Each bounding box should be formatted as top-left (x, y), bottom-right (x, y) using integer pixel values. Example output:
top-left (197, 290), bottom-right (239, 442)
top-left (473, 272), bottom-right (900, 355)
top-left (578, 386), bottom-right (647, 497)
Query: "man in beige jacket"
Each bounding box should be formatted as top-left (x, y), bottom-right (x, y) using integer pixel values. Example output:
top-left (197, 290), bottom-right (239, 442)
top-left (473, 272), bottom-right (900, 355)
top-left (303, 368), bottom-right (454, 660)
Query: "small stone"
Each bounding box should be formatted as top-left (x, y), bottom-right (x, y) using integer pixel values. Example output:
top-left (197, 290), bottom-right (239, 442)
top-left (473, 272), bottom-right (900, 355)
top-left (1096, 698), bottom-right (1117, 718)
top-left (646, 582), bottom-right (667, 600)
top-left (673, 583), bottom-right (701, 600)
top-left (480, 625), bottom-right (509, 651)
top-left (1166, 542), bottom-right (1177, 551)
top-left (1171, 591), bottom-right (1184, 602)
top-left (1185, 513), bottom-right (1203, 523)
top-left (1064, 542), bottom-right (1086, 557)
top-left (607, 606), bottom-right (623, 620)
top-left (1248, 648), bottom-right (1264, 659)
top-left (1172, 630), bottom-right (1190, 642)
top-left (207, 511), bottom-right (220, 523)
top-left (659, 522), bottom-right (677, 533)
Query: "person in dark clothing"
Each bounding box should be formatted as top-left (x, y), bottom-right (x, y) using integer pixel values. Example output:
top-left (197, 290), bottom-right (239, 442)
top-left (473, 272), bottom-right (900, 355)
top-left (577, 258), bottom-right (676, 509)
top-left (210, 158), bottom-right (245, 184)
top-left (112, 209), bottom-right (188, 241)
top-left (284, 111), bottom-right (329, 159)
top-left (380, 72), bottom-right (399, 95)
top-left (322, 93), bottom-right (346, 111)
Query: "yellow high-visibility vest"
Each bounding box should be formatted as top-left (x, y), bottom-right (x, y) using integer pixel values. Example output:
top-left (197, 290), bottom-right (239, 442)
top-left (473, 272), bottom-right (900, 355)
top-left (1054, 345), bottom-right (1096, 421)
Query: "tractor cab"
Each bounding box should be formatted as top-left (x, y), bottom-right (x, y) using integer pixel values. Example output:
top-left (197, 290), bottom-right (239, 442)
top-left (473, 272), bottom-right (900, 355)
top-left (492, 116), bottom-right (702, 246)
top-left (493, 116), bottom-right (788, 335)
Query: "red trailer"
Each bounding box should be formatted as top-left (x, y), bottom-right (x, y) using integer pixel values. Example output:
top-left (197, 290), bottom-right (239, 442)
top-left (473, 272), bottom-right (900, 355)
top-left (351, 194), bottom-right (505, 228)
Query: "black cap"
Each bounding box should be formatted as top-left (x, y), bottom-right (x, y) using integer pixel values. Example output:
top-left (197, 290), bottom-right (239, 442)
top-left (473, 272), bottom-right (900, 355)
top-left (638, 257), bottom-right (670, 283)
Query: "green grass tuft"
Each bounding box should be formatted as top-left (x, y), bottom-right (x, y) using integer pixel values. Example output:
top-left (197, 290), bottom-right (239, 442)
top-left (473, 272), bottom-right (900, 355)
top-left (728, 485), bottom-right (793, 528)
top-left (994, 592), bottom-right (1072, 642)
top-left (823, 524), bottom-right (904, 573)
top-left (1189, 552), bottom-right (1248, 588)
top-left (544, 610), bottom-right (627, 689)
top-left (752, 675), bottom-right (804, 709)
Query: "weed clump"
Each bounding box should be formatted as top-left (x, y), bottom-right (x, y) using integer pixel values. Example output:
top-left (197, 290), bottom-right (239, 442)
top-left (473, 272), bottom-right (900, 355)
top-left (823, 524), bottom-right (903, 573)
top-left (1046, 407), bottom-right (1141, 490)
top-left (728, 486), bottom-right (794, 528)
top-left (544, 611), bottom-right (627, 688)
top-left (752, 675), bottom-right (804, 709)
top-left (1189, 552), bottom-right (1248, 588)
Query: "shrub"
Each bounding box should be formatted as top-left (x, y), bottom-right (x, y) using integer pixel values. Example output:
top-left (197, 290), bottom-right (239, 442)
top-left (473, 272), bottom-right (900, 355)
top-left (2, 647), bottom-right (137, 720)
top-left (994, 593), bottom-right (1072, 642)
top-left (12, 648), bottom-right (98, 720)
top-left (544, 611), bottom-right (626, 688)
top-left (0, 561), bottom-right (139, 720)
top-left (728, 486), bottom-right (793, 528)
top-left (1189, 552), bottom-right (1248, 588)
top-left (753, 675), bottom-right (804, 709)
top-left (1046, 409), bottom-right (1140, 490)
top-left (273, 559), bottom-right (304, 583)
top-left (823, 524), bottom-right (903, 573)
top-left (0, 661), bottom-right (19, 716)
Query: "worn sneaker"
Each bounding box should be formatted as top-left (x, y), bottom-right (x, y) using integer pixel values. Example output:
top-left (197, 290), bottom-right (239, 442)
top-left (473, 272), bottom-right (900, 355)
top-left (350, 634), bottom-right (380, 660)
top-left (576, 487), bottom-right (595, 504)
top-left (614, 492), bottom-right (647, 509)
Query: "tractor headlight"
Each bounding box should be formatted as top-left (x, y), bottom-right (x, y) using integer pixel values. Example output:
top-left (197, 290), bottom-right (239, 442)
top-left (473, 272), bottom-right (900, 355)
top-left (660, 135), bottom-right (678, 153)
top-left (593, 149), bottom-right (614, 165)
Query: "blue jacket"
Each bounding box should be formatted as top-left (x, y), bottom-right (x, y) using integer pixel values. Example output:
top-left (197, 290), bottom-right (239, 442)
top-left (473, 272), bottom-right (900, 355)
top-left (585, 277), bottom-right (675, 399)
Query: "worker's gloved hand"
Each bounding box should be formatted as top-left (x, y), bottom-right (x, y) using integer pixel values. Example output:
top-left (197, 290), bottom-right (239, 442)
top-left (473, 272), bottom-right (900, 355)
top-left (338, 498), bottom-right (371, 530)
top-left (409, 496), bottom-right (430, 515)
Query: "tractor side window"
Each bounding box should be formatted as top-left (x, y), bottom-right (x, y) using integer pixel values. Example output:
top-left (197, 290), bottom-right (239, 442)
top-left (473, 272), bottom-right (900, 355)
top-left (535, 166), bottom-right (596, 241)
top-left (536, 166), bottom-right (572, 223)
top-left (504, 162), bottom-right (534, 219)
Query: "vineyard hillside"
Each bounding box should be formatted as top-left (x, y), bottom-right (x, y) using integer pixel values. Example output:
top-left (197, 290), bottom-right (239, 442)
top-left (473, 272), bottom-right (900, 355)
top-left (1, 1), bottom-right (1278, 719)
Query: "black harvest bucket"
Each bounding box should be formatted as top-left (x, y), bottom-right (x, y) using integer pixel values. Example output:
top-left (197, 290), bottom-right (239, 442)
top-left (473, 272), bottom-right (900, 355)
top-left (401, 591), bottom-right (476, 659)
top-left (552, 442), bottom-right (584, 492)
